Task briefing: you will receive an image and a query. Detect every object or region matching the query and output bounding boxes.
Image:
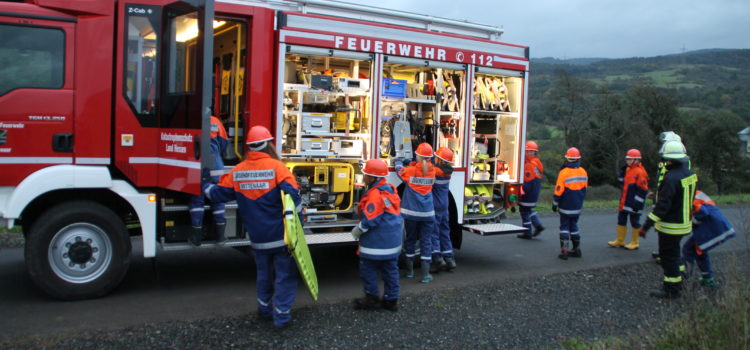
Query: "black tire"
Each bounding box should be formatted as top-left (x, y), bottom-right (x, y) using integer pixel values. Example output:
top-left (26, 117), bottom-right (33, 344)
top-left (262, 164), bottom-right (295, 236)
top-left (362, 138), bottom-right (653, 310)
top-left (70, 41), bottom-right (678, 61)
top-left (25, 201), bottom-right (131, 300)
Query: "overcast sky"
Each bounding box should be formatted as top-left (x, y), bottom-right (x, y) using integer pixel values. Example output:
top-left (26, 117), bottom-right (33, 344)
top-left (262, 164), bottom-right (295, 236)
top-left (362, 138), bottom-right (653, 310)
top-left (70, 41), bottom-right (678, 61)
top-left (353, 0), bottom-right (750, 59)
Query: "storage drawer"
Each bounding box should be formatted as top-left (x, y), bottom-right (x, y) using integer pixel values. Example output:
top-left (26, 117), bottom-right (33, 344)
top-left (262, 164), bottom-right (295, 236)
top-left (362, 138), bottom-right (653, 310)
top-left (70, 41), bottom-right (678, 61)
top-left (333, 139), bottom-right (363, 157)
top-left (302, 138), bottom-right (332, 152)
top-left (302, 113), bottom-right (331, 133)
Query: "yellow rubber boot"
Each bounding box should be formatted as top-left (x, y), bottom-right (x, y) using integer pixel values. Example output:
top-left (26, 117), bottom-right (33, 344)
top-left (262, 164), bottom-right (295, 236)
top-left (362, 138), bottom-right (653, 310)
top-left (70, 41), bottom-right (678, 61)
top-left (608, 225), bottom-right (627, 247)
top-left (624, 227), bottom-right (640, 250)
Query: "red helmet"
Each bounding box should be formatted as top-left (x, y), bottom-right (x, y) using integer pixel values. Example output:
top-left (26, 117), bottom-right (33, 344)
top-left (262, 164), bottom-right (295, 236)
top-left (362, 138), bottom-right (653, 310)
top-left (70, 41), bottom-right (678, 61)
top-left (434, 146), bottom-right (454, 163)
top-left (415, 143), bottom-right (433, 158)
top-left (525, 141), bottom-right (539, 152)
top-left (362, 159), bottom-right (388, 177)
top-left (626, 148), bottom-right (642, 159)
top-left (565, 147), bottom-right (581, 160)
top-left (246, 125), bottom-right (274, 145)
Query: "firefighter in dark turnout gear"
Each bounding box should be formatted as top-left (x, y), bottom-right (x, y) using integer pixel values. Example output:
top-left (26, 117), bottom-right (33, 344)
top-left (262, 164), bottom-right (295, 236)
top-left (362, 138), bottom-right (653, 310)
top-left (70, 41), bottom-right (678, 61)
top-left (640, 140), bottom-right (697, 298)
top-left (552, 147), bottom-right (588, 260)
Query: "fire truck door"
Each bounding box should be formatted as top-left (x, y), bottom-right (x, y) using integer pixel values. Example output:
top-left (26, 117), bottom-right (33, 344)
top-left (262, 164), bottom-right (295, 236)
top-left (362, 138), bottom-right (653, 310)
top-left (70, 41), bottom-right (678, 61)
top-left (0, 16), bottom-right (74, 186)
top-left (156, 0), bottom-right (214, 194)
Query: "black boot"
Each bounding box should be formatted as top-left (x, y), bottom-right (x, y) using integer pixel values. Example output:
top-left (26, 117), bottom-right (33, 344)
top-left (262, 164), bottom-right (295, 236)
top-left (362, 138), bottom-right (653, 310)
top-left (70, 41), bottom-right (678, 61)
top-left (215, 222), bottom-right (227, 246)
top-left (430, 256), bottom-right (445, 274)
top-left (532, 225), bottom-right (545, 237)
top-left (444, 257), bottom-right (457, 272)
top-left (558, 238), bottom-right (570, 260)
top-left (649, 289), bottom-right (680, 299)
top-left (354, 294), bottom-right (381, 310)
top-left (569, 236), bottom-right (581, 258)
top-left (381, 299), bottom-right (398, 312)
top-left (189, 226), bottom-right (202, 247)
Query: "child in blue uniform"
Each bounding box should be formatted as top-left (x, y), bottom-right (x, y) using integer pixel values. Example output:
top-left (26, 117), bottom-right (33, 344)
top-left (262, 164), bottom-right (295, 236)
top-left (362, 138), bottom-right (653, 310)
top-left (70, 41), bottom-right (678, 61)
top-left (682, 191), bottom-right (735, 287)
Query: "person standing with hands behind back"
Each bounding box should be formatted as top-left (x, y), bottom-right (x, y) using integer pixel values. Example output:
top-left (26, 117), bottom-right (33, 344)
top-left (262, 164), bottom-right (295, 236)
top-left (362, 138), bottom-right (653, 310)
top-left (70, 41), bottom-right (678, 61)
top-left (552, 147), bottom-right (588, 260)
top-left (639, 140), bottom-right (697, 299)
top-left (204, 126), bottom-right (301, 329)
top-left (517, 141), bottom-right (545, 240)
top-left (395, 142), bottom-right (437, 284)
top-left (609, 149), bottom-right (649, 250)
top-left (351, 159), bottom-right (403, 311)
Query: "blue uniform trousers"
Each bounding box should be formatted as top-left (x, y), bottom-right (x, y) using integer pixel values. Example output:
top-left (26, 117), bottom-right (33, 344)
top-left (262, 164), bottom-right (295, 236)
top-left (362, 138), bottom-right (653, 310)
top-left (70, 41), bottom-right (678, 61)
top-left (188, 194), bottom-right (226, 227)
top-left (404, 219), bottom-right (434, 263)
top-left (359, 258), bottom-right (400, 301)
top-left (558, 213), bottom-right (580, 240)
top-left (520, 205), bottom-right (542, 235)
top-left (431, 210), bottom-right (453, 259)
top-left (682, 235), bottom-right (712, 279)
top-left (617, 210), bottom-right (642, 228)
top-left (253, 250), bottom-right (298, 327)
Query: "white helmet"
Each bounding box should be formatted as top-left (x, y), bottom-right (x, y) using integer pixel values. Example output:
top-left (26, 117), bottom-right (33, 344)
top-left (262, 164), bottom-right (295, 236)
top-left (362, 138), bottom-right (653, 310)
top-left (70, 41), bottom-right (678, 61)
top-left (659, 131), bottom-right (681, 143)
top-left (661, 140), bottom-right (688, 160)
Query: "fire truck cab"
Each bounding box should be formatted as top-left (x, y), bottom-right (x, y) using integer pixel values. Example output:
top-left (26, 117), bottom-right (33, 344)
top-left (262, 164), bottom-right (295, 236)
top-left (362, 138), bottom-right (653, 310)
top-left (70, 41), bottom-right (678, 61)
top-left (0, 0), bottom-right (529, 300)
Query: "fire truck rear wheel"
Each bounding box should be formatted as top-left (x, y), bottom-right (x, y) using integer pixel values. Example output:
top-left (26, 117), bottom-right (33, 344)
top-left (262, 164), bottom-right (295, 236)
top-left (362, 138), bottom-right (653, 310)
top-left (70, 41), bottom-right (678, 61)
top-left (25, 201), bottom-right (131, 300)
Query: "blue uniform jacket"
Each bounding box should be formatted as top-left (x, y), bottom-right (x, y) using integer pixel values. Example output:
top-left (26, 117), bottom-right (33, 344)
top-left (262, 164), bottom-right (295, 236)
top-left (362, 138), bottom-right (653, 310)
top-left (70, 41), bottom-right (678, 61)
top-left (520, 155), bottom-right (543, 208)
top-left (552, 162), bottom-right (588, 215)
top-left (395, 159), bottom-right (436, 221)
top-left (205, 152), bottom-right (301, 253)
top-left (357, 179), bottom-right (404, 260)
top-left (432, 163), bottom-right (453, 212)
top-left (693, 203), bottom-right (735, 253)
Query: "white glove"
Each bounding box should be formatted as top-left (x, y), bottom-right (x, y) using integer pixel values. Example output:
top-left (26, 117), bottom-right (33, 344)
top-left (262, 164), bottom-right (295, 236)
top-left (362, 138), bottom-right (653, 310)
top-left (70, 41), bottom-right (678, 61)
top-left (351, 226), bottom-right (364, 240)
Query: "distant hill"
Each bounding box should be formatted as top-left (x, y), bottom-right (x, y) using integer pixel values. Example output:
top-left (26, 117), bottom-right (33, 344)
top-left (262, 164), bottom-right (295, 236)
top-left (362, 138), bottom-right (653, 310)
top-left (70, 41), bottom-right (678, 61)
top-left (528, 48), bottom-right (750, 123)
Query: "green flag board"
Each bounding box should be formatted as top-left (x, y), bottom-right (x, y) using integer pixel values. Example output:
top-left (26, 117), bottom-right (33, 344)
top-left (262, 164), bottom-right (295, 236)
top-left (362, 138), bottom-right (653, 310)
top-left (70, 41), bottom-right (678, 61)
top-left (281, 191), bottom-right (319, 301)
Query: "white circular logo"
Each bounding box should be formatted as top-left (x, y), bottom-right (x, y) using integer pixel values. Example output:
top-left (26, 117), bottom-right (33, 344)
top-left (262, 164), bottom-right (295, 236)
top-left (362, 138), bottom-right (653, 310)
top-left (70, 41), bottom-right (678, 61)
top-left (456, 52), bottom-right (465, 62)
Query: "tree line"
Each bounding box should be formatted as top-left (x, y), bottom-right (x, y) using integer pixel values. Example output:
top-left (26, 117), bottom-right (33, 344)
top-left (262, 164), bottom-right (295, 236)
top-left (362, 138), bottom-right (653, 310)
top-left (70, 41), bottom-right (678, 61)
top-left (527, 68), bottom-right (749, 195)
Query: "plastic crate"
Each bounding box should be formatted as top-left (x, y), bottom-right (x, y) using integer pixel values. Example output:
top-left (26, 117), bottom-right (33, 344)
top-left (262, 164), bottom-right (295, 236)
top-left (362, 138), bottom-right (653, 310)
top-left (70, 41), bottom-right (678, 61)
top-left (382, 78), bottom-right (407, 98)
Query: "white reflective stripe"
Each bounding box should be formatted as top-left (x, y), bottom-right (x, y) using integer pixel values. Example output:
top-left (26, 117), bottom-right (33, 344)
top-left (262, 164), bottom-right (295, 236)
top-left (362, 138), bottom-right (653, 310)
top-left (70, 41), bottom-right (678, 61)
top-left (529, 212), bottom-right (538, 218)
top-left (698, 228), bottom-right (735, 251)
top-left (564, 176), bottom-right (588, 184)
top-left (560, 230), bottom-right (569, 234)
top-left (442, 250), bottom-right (453, 255)
top-left (617, 176), bottom-right (624, 182)
top-left (534, 168), bottom-right (541, 177)
top-left (275, 307), bottom-right (290, 314)
top-left (420, 256), bottom-right (431, 261)
top-left (359, 245), bottom-right (402, 256)
top-left (252, 240), bottom-right (287, 249)
top-left (213, 210), bottom-right (225, 215)
top-left (0, 157), bottom-right (72, 164)
top-left (204, 184), bottom-right (215, 200)
top-left (570, 231), bottom-right (580, 236)
top-left (76, 157), bottom-right (110, 165)
top-left (552, 200), bottom-right (558, 206)
top-left (383, 197), bottom-right (393, 207)
top-left (129, 157), bottom-right (200, 169)
top-left (519, 201), bottom-right (537, 207)
top-left (209, 169), bottom-right (225, 176)
top-left (190, 208), bottom-right (204, 213)
top-left (522, 221), bottom-right (531, 226)
top-left (257, 298), bottom-right (270, 306)
top-left (358, 222), bottom-right (369, 232)
top-left (634, 195), bottom-right (645, 203)
top-left (435, 179), bottom-right (450, 184)
top-left (623, 206), bottom-right (636, 212)
top-left (401, 208), bottom-right (435, 217)
top-left (695, 191), bottom-right (713, 202)
top-left (559, 208), bottom-right (581, 215)
top-left (405, 252), bottom-right (417, 258)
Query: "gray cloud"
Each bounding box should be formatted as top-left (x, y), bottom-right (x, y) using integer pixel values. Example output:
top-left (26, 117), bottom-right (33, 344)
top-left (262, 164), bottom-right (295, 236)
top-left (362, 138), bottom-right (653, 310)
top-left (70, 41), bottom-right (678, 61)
top-left (353, 0), bottom-right (750, 58)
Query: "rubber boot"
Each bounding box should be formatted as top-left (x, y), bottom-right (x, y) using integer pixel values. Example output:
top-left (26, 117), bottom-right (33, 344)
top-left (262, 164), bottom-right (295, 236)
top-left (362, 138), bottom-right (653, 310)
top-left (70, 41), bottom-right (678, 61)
top-left (608, 225), bottom-right (627, 247)
top-left (558, 239), bottom-right (570, 260)
top-left (188, 226), bottom-right (202, 247)
top-left (381, 299), bottom-right (398, 312)
top-left (624, 227), bottom-right (640, 250)
top-left (353, 294), bottom-right (381, 310)
top-left (430, 256), bottom-right (445, 274)
top-left (215, 222), bottom-right (228, 246)
top-left (404, 258), bottom-right (414, 278)
top-left (444, 257), bottom-right (457, 271)
top-left (420, 261), bottom-right (433, 283)
top-left (569, 236), bottom-right (582, 258)
top-left (532, 225), bottom-right (545, 237)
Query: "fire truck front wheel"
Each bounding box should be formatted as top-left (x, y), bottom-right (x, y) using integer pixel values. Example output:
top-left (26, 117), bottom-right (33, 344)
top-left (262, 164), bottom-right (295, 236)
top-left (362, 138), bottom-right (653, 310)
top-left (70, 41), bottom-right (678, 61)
top-left (25, 201), bottom-right (132, 300)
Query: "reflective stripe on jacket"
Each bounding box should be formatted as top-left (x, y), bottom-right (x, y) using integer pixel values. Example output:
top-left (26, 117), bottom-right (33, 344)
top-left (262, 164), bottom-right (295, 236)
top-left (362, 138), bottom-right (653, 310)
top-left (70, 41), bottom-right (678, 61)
top-left (691, 191), bottom-right (735, 252)
top-left (432, 163), bottom-right (453, 212)
top-left (357, 178), bottom-right (404, 260)
top-left (205, 152), bottom-right (300, 252)
top-left (647, 161), bottom-right (696, 235)
top-left (619, 163), bottom-right (649, 213)
top-left (396, 159), bottom-right (436, 221)
top-left (520, 155), bottom-right (543, 207)
top-left (552, 162), bottom-right (588, 215)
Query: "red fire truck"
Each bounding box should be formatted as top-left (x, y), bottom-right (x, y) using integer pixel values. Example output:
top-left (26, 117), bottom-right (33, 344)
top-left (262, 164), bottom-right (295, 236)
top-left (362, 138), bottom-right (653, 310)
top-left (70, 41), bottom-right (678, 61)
top-left (0, 0), bottom-right (529, 299)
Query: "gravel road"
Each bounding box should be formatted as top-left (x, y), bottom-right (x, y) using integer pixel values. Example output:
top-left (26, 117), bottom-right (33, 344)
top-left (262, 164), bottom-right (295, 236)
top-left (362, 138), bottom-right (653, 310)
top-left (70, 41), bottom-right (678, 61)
top-left (2, 249), bottom-right (747, 350)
